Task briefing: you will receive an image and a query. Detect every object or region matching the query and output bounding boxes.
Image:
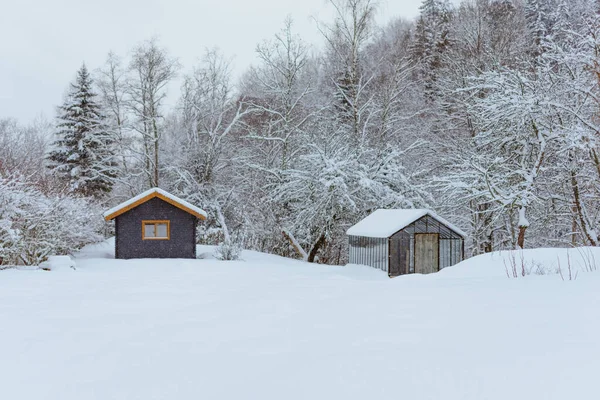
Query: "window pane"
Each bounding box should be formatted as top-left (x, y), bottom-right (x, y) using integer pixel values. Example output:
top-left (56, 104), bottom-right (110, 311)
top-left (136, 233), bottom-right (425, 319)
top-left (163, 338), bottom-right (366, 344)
top-left (144, 223), bottom-right (155, 238)
top-left (156, 223), bottom-right (168, 238)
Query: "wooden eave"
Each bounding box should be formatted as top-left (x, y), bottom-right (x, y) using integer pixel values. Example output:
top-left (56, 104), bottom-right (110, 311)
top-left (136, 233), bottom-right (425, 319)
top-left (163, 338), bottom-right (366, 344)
top-left (103, 192), bottom-right (207, 221)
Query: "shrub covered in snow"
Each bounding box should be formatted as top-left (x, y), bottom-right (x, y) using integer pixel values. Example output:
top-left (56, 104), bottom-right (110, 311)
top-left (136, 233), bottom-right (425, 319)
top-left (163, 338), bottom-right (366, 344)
top-left (214, 239), bottom-right (242, 261)
top-left (0, 176), bottom-right (103, 266)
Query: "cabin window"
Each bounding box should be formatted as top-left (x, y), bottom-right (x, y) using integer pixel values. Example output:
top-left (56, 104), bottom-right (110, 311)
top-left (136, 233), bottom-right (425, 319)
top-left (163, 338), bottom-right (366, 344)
top-left (142, 220), bottom-right (170, 240)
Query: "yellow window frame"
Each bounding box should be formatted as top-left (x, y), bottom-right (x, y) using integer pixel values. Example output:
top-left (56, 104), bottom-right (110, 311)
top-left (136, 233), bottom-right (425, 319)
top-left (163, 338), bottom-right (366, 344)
top-left (142, 220), bottom-right (170, 240)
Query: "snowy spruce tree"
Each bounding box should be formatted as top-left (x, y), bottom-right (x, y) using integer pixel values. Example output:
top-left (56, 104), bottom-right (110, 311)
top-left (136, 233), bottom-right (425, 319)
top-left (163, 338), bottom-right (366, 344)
top-left (47, 64), bottom-right (118, 198)
top-left (412, 0), bottom-right (453, 101)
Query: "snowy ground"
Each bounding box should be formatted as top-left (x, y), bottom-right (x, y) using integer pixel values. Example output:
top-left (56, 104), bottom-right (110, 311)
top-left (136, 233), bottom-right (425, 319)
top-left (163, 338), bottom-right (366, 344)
top-left (1, 240), bottom-right (600, 400)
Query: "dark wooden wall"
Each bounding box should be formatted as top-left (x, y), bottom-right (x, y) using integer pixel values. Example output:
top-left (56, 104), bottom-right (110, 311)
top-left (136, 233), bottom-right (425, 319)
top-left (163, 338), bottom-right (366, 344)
top-left (389, 230), bottom-right (410, 276)
top-left (115, 197), bottom-right (197, 259)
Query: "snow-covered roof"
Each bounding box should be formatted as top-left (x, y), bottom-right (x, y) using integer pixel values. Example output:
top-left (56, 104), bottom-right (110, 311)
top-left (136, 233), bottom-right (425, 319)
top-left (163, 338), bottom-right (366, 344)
top-left (346, 209), bottom-right (466, 238)
top-left (103, 188), bottom-right (207, 221)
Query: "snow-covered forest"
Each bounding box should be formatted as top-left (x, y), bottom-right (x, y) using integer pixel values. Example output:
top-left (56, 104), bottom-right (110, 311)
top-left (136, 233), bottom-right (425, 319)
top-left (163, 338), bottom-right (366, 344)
top-left (2, 0), bottom-right (600, 266)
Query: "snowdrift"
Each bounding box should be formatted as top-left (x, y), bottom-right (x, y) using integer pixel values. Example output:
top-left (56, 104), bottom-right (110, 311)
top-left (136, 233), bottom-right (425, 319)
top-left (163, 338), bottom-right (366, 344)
top-left (439, 246), bottom-right (600, 279)
top-left (1, 240), bottom-right (599, 400)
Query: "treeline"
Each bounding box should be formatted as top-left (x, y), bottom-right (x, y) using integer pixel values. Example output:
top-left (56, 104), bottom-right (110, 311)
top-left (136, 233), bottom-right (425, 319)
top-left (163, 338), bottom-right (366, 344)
top-left (2, 0), bottom-right (600, 266)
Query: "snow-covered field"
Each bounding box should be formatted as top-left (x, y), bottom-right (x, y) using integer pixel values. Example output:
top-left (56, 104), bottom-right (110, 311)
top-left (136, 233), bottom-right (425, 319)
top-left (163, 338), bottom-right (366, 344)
top-left (1, 240), bottom-right (600, 400)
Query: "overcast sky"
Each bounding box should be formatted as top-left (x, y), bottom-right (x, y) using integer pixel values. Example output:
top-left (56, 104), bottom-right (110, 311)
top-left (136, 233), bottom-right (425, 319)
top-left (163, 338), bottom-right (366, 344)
top-left (0, 0), bottom-right (457, 123)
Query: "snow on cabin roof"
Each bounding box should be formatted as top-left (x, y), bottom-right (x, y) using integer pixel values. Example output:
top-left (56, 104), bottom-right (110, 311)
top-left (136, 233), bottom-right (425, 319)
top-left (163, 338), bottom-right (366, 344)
top-left (346, 209), bottom-right (466, 238)
top-left (103, 188), bottom-right (207, 221)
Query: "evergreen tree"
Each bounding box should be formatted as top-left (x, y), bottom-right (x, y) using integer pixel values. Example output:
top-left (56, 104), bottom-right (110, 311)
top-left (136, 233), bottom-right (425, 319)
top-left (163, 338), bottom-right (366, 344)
top-left (525, 0), bottom-right (560, 60)
top-left (412, 0), bottom-right (453, 101)
top-left (47, 64), bottom-right (118, 197)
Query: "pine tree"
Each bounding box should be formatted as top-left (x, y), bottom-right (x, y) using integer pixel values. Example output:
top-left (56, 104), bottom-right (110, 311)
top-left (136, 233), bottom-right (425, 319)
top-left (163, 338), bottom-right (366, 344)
top-left (525, 0), bottom-right (559, 60)
top-left (47, 64), bottom-right (118, 197)
top-left (412, 0), bottom-right (452, 101)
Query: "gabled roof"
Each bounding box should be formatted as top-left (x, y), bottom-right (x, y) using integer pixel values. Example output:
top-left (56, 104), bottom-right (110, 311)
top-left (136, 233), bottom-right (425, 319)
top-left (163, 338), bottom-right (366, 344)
top-left (346, 209), bottom-right (466, 238)
top-left (103, 188), bottom-right (207, 221)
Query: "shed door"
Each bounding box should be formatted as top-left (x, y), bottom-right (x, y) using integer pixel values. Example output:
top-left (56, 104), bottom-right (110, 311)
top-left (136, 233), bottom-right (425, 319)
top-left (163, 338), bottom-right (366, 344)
top-left (389, 232), bottom-right (411, 277)
top-left (415, 234), bottom-right (439, 274)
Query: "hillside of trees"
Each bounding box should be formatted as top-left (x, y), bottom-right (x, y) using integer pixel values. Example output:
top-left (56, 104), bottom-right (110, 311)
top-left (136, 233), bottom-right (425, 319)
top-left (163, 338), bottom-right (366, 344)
top-left (3, 0), bottom-right (600, 266)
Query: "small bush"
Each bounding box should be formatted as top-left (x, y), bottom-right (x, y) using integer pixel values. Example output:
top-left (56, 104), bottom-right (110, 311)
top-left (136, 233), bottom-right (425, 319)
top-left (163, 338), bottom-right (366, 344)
top-left (214, 239), bottom-right (242, 261)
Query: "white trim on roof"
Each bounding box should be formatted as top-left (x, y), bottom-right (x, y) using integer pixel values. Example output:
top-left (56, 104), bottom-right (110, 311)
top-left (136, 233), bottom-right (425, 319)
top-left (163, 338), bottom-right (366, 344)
top-left (102, 188), bottom-right (207, 219)
top-left (346, 209), bottom-right (466, 238)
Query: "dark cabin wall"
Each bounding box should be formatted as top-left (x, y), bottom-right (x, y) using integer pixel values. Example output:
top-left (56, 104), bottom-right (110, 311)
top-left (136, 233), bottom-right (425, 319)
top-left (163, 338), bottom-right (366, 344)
top-left (389, 230), bottom-right (411, 276)
top-left (115, 197), bottom-right (197, 259)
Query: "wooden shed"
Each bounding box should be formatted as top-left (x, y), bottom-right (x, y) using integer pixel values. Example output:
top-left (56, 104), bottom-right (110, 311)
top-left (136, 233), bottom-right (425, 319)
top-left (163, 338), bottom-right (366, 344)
top-left (103, 188), bottom-right (207, 259)
top-left (347, 209), bottom-right (465, 277)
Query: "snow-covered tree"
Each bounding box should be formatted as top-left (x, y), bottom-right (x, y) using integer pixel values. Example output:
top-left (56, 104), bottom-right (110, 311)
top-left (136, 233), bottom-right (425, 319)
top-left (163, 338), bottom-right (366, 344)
top-left (366, 18), bottom-right (423, 146)
top-left (244, 17), bottom-right (313, 171)
top-left (161, 49), bottom-right (253, 249)
top-left (234, 18), bottom-right (321, 255)
top-left (97, 52), bottom-right (138, 197)
top-left (127, 39), bottom-right (179, 188)
top-left (178, 49), bottom-right (250, 186)
top-left (0, 175), bottom-right (102, 266)
top-left (412, 0), bottom-right (453, 100)
top-left (317, 0), bottom-right (378, 143)
top-left (47, 64), bottom-right (118, 198)
top-left (271, 126), bottom-right (430, 262)
top-left (0, 118), bottom-right (51, 182)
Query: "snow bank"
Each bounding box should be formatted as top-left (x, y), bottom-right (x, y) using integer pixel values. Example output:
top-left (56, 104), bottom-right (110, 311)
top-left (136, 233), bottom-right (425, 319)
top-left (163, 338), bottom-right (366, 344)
top-left (2, 240), bottom-right (600, 400)
top-left (438, 247), bottom-right (600, 279)
top-left (38, 255), bottom-right (76, 271)
top-left (75, 237), bottom-right (115, 259)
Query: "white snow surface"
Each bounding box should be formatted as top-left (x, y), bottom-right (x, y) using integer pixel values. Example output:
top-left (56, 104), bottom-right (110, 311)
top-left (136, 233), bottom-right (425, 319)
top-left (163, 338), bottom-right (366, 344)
top-left (38, 255), bottom-right (76, 271)
top-left (102, 187), bottom-right (207, 219)
top-left (1, 240), bottom-right (600, 399)
top-left (347, 208), bottom-right (467, 238)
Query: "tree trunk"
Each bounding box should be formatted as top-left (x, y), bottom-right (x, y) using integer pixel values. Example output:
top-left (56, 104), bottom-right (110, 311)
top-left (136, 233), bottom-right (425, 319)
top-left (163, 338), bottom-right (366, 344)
top-left (152, 118), bottom-right (159, 187)
top-left (516, 205), bottom-right (529, 249)
top-left (572, 210), bottom-right (578, 247)
top-left (480, 203), bottom-right (493, 253)
top-left (517, 225), bottom-right (526, 249)
top-left (571, 170), bottom-right (598, 246)
top-left (307, 232), bottom-right (326, 263)
top-left (216, 203), bottom-right (230, 243)
top-left (590, 148), bottom-right (600, 181)
top-left (142, 121), bottom-right (153, 189)
top-left (282, 229), bottom-right (308, 261)
top-left (472, 201), bottom-right (493, 254)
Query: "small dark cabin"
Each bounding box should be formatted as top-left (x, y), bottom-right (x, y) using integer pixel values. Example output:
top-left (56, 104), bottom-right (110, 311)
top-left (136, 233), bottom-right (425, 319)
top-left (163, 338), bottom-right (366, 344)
top-left (347, 209), bottom-right (465, 277)
top-left (103, 188), bottom-right (207, 259)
